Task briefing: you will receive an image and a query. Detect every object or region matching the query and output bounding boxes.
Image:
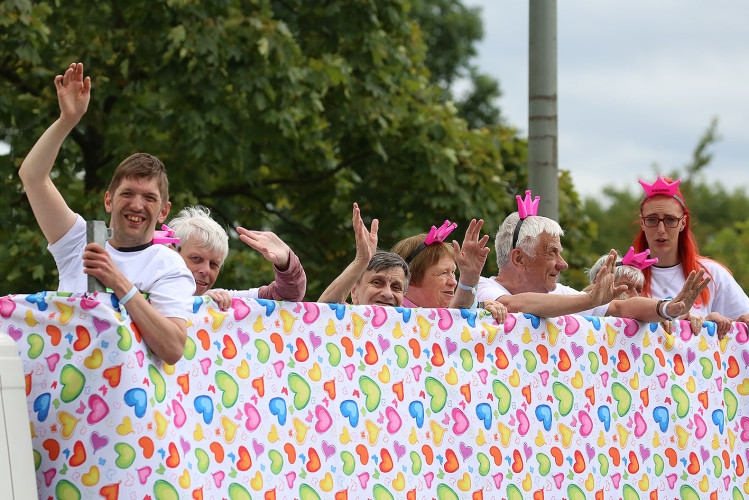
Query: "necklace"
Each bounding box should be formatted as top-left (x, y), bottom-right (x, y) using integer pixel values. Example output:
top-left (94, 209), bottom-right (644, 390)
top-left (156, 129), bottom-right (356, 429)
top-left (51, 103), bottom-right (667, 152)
top-left (653, 265), bottom-right (681, 296)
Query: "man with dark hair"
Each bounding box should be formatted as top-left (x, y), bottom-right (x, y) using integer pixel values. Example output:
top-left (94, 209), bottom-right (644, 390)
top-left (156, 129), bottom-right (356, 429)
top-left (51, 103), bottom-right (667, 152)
top-left (18, 63), bottom-right (194, 364)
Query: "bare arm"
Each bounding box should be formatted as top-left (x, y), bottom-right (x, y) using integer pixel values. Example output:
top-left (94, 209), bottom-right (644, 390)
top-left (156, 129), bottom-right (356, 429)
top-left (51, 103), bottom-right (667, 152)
top-left (449, 219), bottom-right (490, 309)
top-left (19, 63), bottom-right (90, 244)
top-left (83, 243), bottom-right (186, 364)
top-left (319, 203), bottom-right (378, 303)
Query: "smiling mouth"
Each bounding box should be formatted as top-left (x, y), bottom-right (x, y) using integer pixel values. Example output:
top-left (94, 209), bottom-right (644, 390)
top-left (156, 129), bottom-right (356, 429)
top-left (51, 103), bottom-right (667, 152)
top-left (125, 214), bottom-right (146, 223)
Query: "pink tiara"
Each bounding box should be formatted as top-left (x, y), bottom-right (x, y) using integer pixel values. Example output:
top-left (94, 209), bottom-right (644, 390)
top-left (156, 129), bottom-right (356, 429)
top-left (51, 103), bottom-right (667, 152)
top-left (153, 224), bottom-right (180, 245)
top-left (424, 220), bottom-right (457, 245)
top-left (516, 190), bottom-right (540, 219)
top-left (620, 246), bottom-right (658, 270)
top-left (638, 175), bottom-right (682, 198)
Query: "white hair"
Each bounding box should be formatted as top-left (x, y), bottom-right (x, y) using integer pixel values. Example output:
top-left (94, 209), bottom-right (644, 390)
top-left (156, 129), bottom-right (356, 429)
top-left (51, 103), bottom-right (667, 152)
top-left (495, 212), bottom-right (565, 268)
top-left (586, 252), bottom-right (645, 287)
top-left (168, 205), bottom-right (229, 265)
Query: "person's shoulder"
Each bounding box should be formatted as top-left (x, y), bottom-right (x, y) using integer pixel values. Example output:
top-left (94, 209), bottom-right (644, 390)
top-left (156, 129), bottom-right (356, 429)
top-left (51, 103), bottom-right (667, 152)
top-left (551, 283), bottom-right (582, 295)
top-left (697, 257), bottom-right (733, 277)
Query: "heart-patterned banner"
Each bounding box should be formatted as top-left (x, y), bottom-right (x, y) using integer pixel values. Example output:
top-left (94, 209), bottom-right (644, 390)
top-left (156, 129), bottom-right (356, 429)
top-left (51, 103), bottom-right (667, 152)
top-left (1, 292), bottom-right (748, 500)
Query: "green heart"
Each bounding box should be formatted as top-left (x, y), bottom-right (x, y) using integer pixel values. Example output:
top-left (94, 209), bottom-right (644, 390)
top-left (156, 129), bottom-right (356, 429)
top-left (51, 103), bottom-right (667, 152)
top-left (611, 382), bottom-right (632, 417)
top-left (268, 449), bottom-right (284, 475)
top-left (255, 339), bottom-right (270, 363)
top-left (671, 384), bottom-right (689, 419)
top-left (60, 364), bottom-right (85, 403)
top-left (326, 343), bottom-right (341, 366)
top-left (340, 451), bottom-right (356, 475)
top-left (117, 325), bottom-right (132, 351)
top-left (523, 350), bottom-right (537, 372)
top-left (153, 480), bottom-right (178, 500)
top-left (536, 453), bottom-right (551, 476)
top-left (588, 351), bottom-right (599, 374)
top-left (149, 365), bottom-right (166, 403)
top-left (115, 442), bottom-right (135, 469)
top-left (553, 381), bottom-right (574, 416)
top-left (228, 483), bottom-right (252, 500)
top-left (27, 333), bottom-right (44, 359)
top-left (215, 370), bottom-right (239, 408)
top-left (195, 449), bottom-right (210, 474)
top-left (395, 345), bottom-right (409, 368)
top-left (410, 450), bottom-right (422, 474)
top-left (288, 372), bottom-right (311, 410)
top-left (426, 377), bottom-right (448, 413)
top-left (460, 349), bottom-right (473, 371)
top-left (493, 380), bottom-right (512, 415)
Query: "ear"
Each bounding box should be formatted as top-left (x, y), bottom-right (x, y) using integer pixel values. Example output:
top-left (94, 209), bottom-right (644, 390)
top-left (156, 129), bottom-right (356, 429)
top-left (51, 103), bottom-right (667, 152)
top-left (678, 215), bottom-right (687, 232)
top-left (157, 201), bottom-right (171, 224)
top-left (510, 248), bottom-right (525, 268)
top-left (350, 285), bottom-right (359, 305)
top-left (104, 191), bottom-right (113, 213)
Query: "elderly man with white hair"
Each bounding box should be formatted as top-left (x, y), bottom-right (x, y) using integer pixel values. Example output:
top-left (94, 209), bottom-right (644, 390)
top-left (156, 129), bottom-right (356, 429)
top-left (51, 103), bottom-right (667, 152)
top-left (476, 191), bottom-right (710, 323)
top-left (168, 206), bottom-right (306, 309)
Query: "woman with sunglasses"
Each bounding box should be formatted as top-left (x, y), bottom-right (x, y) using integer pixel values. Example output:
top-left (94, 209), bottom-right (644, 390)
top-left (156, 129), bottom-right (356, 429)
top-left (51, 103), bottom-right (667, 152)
top-left (632, 175), bottom-right (749, 337)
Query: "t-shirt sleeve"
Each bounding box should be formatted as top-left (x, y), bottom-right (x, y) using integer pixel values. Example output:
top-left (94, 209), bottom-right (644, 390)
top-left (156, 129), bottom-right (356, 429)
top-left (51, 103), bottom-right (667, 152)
top-left (143, 252), bottom-right (196, 320)
top-left (705, 261), bottom-right (749, 318)
top-left (476, 277), bottom-right (509, 302)
top-left (47, 214), bottom-right (86, 292)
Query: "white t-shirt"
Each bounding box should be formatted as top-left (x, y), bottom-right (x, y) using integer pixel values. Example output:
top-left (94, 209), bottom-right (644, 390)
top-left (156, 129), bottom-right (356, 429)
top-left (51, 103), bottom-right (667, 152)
top-left (477, 276), bottom-right (610, 317)
top-left (49, 215), bottom-right (196, 320)
top-left (649, 259), bottom-right (749, 318)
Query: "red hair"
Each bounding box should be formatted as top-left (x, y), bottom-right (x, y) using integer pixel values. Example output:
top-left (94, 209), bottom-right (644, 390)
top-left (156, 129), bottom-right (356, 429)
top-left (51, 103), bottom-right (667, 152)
top-left (633, 178), bottom-right (711, 306)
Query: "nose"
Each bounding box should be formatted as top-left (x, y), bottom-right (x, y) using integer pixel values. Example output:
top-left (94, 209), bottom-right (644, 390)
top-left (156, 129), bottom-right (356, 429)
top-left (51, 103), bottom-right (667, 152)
top-left (130, 195), bottom-right (145, 211)
top-left (446, 273), bottom-right (457, 287)
top-left (557, 255), bottom-right (568, 271)
top-left (196, 261), bottom-right (211, 277)
top-left (380, 287), bottom-right (394, 299)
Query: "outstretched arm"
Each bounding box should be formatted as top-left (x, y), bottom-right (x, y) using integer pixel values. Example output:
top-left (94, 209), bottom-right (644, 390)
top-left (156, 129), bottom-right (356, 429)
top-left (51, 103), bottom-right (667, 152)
top-left (319, 203), bottom-right (378, 303)
top-left (19, 63), bottom-right (91, 244)
top-left (237, 228), bottom-right (307, 301)
top-left (449, 219), bottom-right (490, 309)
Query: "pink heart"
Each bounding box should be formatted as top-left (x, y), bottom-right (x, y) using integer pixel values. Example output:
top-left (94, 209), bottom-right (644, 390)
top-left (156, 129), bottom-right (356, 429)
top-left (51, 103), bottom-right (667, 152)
top-left (213, 471), bottom-right (225, 488)
top-left (478, 369), bottom-right (488, 384)
top-left (8, 325), bottom-right (22, 342)
top-left (539, 370), bottom-right (549, 386)
top-left (371, 306), bottom-right (388, 328)
top-left (302, 303), bottom-right (320, 324)
top-left (93, 317), bottom-right (111, 334)
top-left (506, 340), bottom-right (519, 357)
top-left (90, 432), bottom-right (109, 452)
top-left (135, 351), bottom-right (145, 367)
top-left (570, 342), bottom-right (584, 360)
top-left (344, 364), bottom-right (355, 380)
top-left (740, 417), bottom-right (749, 441)
top-left (657, 373), bottom-right (668, 388)
top-left (315, 404), bottom-right (332, 433)
top-left (694, 413), bottom-right (707, 439)
top-left (386, 406), bottom-right (402, 433)
top-left (553, 473), bottom-right (564, 489)
top-left (393, 441), bottom-right (406, 459)
top-left (412, 365), bottom-right (422, 382)
top-left (80, 297), bottom-right (100, 310)
top-left (200, 358), bottom-right (212, 375)
top-left (0, 297), bottom-right (16, 318)
top-left (452, 408), bottom-right (469, 435)
top-left (173, 400), bottom-right (186, 428)
top-left (492, 473), bottom-right (503, 489)
top-left (516, 409), bottom-right (530, 436)
top-left (460, 442), bottom-right (473, 460)
top-left (715, 377), bottom-right (723, 391)
top-left (639, 444), bottom-right (651, 461)
top-left (724, 475), bottom-right (732, 491)
top-left (666, 473), bottom-right (677, 489)
top-left (631, 344), bottom-right (642, 361)
top-left (43, 468), bottom-right (56, 487)
top-left (321, 441), bottom-right (335, 459)
top-left (564, 315), bottom-right (579, 335)
top-left (578, 410), bottom-right (593, 437)
top-left (237, 329), bottom-right (250, 346)
top-left (437, 309), bottom-right (453, 331)
top-left (245, 403), bottom-right (261, 431)
top-left (358, 472), bottom-right (370, 489)
top-left (424, 472), bottom-right (434, 489)
top-left (137, 467), bottom-right (152, 484)
top-left (46, 353), bottom-right (60, 372)
top-left (252, 439), bottom-right (264, 457)
top-left (503, 314), bottom-right (517, 333)
top-left (180, 436), bottom-right (191, 455)
top-left (734, 323), bottom-right (748, 343)
top-left (87, 394), bottom-right (110, 424)
top-left (622, 318), bottom-right (639, 337)
top-left (679, 320), bottom-right (693, 341)
top-left (377, 334), bottom-right (391, 353)
top-left (586, 444), bottom-right (595, 461)
top-left (633, 411), bottom-right (647, 438)
top-left (611, 473), bottom-right (621, 489)
top-left (286, 472), bottom-right (296, 488)
top-left (309, 332), bottom-right (322, 350)
top-left (273, 361), bottom-right (285, 377)
top-left (523, 443), bottom-right (532, 460)
top-left (232, 299), bottom-right (250, 320)
top-left (601, 372), bottom-right (609, 387)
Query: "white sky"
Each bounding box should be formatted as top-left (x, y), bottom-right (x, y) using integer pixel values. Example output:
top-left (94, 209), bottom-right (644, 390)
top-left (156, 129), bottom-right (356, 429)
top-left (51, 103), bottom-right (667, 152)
top-left (462, 0), bottom-right (749, 201)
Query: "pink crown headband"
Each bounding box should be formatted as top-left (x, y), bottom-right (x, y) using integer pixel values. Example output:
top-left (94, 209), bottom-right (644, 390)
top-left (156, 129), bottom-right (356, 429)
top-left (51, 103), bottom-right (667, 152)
top-left (512, 190), bottom-right (540, 249)
top-left (153, 224), bottom-right (180, 245)
top-left (618, 246), bottom-right (658, 270)
top-left (405, 220), bottom-right (457, 264)
top-left (638, 175), bottom-right (684, 207)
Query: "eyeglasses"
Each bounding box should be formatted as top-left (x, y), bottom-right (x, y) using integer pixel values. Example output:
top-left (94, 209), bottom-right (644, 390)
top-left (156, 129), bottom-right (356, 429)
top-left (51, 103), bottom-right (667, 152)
top-left (641, 215), bottom-right (684, 228)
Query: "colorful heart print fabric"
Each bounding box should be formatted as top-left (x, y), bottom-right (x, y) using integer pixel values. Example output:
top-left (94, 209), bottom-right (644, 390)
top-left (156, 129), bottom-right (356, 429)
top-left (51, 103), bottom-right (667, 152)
top-left (1, 292), bottom-right (748, 500)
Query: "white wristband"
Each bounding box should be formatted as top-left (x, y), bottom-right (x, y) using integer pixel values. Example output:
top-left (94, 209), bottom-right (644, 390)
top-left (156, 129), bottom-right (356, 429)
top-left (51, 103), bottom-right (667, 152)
top-left (457, 281), bottom-right (477, 295)
top-left (119, 285), bottom-right (138, 306)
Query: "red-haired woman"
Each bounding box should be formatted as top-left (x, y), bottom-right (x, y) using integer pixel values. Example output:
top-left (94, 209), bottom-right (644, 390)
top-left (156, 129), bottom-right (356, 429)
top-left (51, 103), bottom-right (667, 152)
top-left (632, 175), bottom-right (749, 337)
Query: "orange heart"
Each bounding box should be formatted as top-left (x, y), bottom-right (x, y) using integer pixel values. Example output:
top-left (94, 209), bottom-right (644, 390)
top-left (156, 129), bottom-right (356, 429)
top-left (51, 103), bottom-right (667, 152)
top-left (599, 346), bottom-right (608, 365)
top-left (431, 343), bottom-right (444, 366)
top-left (709, 492), bottom-right (718, 500)
top-left (713, 351), bottom-right (721, 366)
top-left (422, 445), bottom-right (434, 465)
top-left (534, 490), bottom-right (545, 500)
top-left (490, 446), bottom-right (503, 466)
top-left (536, 344), bottom-right (549, 364)
top-left (270, 333), bottom-right (283, 354)
top-left (25, 373), bottom-right (31, 396)
top-left (380, 448), bottom-right (394, 473)
top-left (616, 350), bottom-right (630, 372)
top-left (406, 490), bottom-right (416, 500)
top-left (409, 338), bottom-right (421, 358)
top-left (264, 490), bottom-right (276, 500)
top-left (722, 450), bottom-right (730, 469)
top-left (494, 347), bottom-right (509, 369)
top-left (550, 446), bottom-right (564, 466)
top-left (284, 443), bottom-right (296, 464)
top-left (595, 491), bottom-right (604, 500)
top-left (70, 440), bottom-right (86, 467)
top-left (176, 373), bottom-right (189, 394)
top-left (727, 356), bottom-right (740, 378)
top-left (640, 388), bottom-right (649, 407)
top-left (654, 348), bottom-right (666, 367)
top-left (324, 379), bottom-right (337, 399)
top-left (472, 490), bottom-right (484, 500)
top-left (673, 354), bottom-right (684, 376)
top-left (237, 445), bottom-right (252, 471)
top-left (130, 322), bottom-right (141, 343)
top-left (573, 450), bottom-right (585, 474)
top-left (196, 329), bottom-right (210, 351)
top-left (664, 448), bottom-right (677, 467)
top-left (252, 377), bottom-right (265, 397)
top-left (627, 450), bottom-right (639, 474)
top-left (46, 325), bottom-right (62, 345)
top-left (364, 341), bottom-right (378, 365)
top-left (306, 447), bottom-right (321, 472)
top-left (521, 385), bottom-right (532, 404)
top-left (736, 453), bottom-right (744, 476)
top-left (99, 484), bottom-right (119, 500)
top-left (138, 436), bottom-right (154, 459)
top-left (649, 490), bottom-right (657, 500)
top-left (558, 349), bottom-right (571, 371)
top-left (686, 452), bottom-right (700, 474)
top-left (585, 386), bottom-right (596, 405)
top-left (222, 335), bottom-right (237, 359)
top-left (43, 439), bottom-right (60, 460)
top-left (166, 442), bottom-right (180, 468)
top-left (460, 384), bottom-right (472, 403)
top-left (335, 490), bottom-right (349, 500)
top-left (444, 449), bottom-right (459, 473)
top-left (474, 344), bottom-right (484, 363)
top-left (698, 391), bottom-right (709, 409)
top-left (356, 444), bottom-right (369, 465)
top-left (295, 338), bottom-right (309, 362)
top-left (609, 447), bottom-right (621, 467)
top-left (74, 326), bottom-right (91, 351)
top-left (191, 487), bottom-right (203, 500)
top-left (210, 442), bottom-right (225, 463)
top-left (511, 449), bottom-right (523, 473)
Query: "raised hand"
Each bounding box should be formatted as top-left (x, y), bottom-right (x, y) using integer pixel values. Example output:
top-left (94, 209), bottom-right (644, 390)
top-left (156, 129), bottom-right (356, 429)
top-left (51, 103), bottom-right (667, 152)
top-left (665, 269), bottom-right (710, 318)
top-left (237, 228), bottom-right (292, 271)
top-left (55, 62), bottom-right (91, 124)
top-left (352, 202), bottom-right (378, 264)
top-left (452, 219), bottom-right (490, 285)
top-left (589, 249), bottom-right (627, 306)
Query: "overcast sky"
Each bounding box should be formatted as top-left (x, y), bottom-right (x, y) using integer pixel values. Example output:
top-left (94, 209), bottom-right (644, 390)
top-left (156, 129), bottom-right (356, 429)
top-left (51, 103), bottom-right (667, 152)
top-left (462, 0), bottom-right (749, 201)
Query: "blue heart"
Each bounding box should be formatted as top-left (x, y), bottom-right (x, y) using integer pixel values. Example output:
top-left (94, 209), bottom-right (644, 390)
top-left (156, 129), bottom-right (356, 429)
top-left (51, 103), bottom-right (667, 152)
top-left (25, 292), bottom-right (48, 311)
top-left (194, 395), bottom-right (214, 424)
top-left (34, 393), bottom-right (51, 422)
top-left (254, 298), bottom-right (276, 316)
top-left (327, 303), bottom-right (346, 320)
top-left (340, 400), bottom-right (359, 427)
top-left (124, 388), bottom-right (148, 418)
top-left (395, 307), bottom-right (412, 322)
top-left (523, 313), bottom-right (541, 328)
top-left (409, 400), bottom-right (425, 428)
top-left (649, 322), bottom-right (659, 332)
top-left (269, 397), bottom-right (287, 425)
top-left (705, 321), bottom-right (716, 337)
top-left (652, 406), bottom-right (669, 433)
top-left (460, 309), bottom-right (477, 327)
top-left (192, 296), bottom-right (204, 313)
top-left (475, 403), bottom-right (492, 430)
top-left (711, 409), bottom-right (725, 434)
top-left (535, 404), bottom-right (552, 431)
top-left (581, 316), bottom-right (601, 329)
top-left (597, 406), bottom-right (612, 432)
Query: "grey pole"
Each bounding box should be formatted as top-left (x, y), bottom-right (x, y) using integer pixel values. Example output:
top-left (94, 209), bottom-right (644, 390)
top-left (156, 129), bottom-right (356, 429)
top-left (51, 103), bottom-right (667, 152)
top-left (528, 0), bottom-right (559, 220)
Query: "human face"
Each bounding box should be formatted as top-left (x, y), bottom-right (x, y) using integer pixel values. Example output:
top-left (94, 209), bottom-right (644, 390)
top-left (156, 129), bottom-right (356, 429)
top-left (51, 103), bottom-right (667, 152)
top-left (177, 238), bottom-right (224, 295)
top-left (105, 176), bottom-right (170, 248)
top-left (405, 256), bottom-right (457, 308)
top-left (351, 267), bottom-right (406, 307)
top-left (640, 196), bottom-right (685, 267)
top-left (615, 275), bottom-right (643, 299)
top-left (521, 233), bottom-right (568, 293)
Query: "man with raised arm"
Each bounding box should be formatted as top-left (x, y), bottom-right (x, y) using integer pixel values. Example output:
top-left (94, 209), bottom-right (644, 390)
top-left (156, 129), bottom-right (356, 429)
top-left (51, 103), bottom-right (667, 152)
top-left (18, 63), bottom-right (194, 364)
top-left (476, 191), bottom-right (710, 323)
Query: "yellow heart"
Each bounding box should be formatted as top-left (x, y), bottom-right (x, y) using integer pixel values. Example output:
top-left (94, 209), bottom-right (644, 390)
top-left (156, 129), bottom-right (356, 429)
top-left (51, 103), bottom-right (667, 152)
top-left (597, 431), bottom-right (606, 448)
top-left (154, 410), bottom-right (169, 438)
top-left (719, 336), bottom-right (729, 353)
top-left (521, 329), bottom-right (532, 344)
top-left (392, 322), bottom-right (404, 339)
top-left (267, 425), bottom-right (279, 443)
top-left (84, 349), bottom-right (103, 369)
top-left (25, 309), bottom-right (38, 327)
top-left (605, 324), bottom-right (618, 347)
top-left (56, 302), bottom-right (74, 324)
top-left (461, 327), bottom-right (472, 342)
top-left (638, 473), bottom-right (649, 492)
top-left (698, 474), bottom-right (709, 493)
top-left (320, 472), bottom-right (334, 492)
top-left (178, 469), bottom-right (190, 489)
top-left (738, 378), bottom-right (749, 396)
top-left (535, 430), bottom-right (546, 446)
top-left (476, 429), bottom-right (487, 446)
top-left (325, 319), bottom-right (337, 336)
top-left (697, 336), bottom-right (709, 352)
top-left (30, 422), bottom-right (37, 438)
top-left (340, 426), bottom-right (352, 444)
top-left (459, 472), bottom-right (473, 492)
top-left (508, 369), bottom-right (520, 387)
top-left (744, 476), bottom-right (749, 494)
top-left (430, 420), bottom-right (445, 446)
top-left (409, 427), bottom-right (418, 445)
top-left (280, 310), bottom-right (295, 333)
top-left (194, 424), bottom-right (205, 441)
top-left (365, 419), bottom-right (380, 446)
top-left (484, 322), bottom-right (500, 344)
top-left (352, 313), bottom-right (365, 338)
top-left (222, 416), bottom-right (238, 443)
top-left (236, 359), bottom-right (250, 379)
top-left (727, 429), bottom-right (736, 451)
top-left (393, 472), bottom-right (406, 491)
top-left (293, 418), bottom-right (309, 444)
top-left (81, 466), bottom-right (99, 486)
top-left (629, 372), bottom-right (639, 390)
top-left (417, 315), bottom-right (432, 340)
top-left (674, 425), bottom-right (690, 449)
top-left (685, 376), bottom-right (695, 393)
top-left (378, 365), bottom-right (390, 384)
top-left (116, 416), bottom-right (133, 436)
top-left (571, 371), bottom-right (583, 389)
top-left (586, 329), bottom-right (596, 346)
top-left (642, 331), bottom-right (651, 347)
top-left (546, 323), bottom-right (559, 346)
top-left (617, 424), bottom-right (630, 448)
top-left (163, 363), bottom-right (175, 375)
top-left (584, 473), bottom-right (594, 491)
top-left (253, 315), bottom-right (265, 333)
top-left (309, 363), bottom-right (322, 382)
top-left (207, 306), bottom-right (226, 331)
top-left (652, 431), bottom-right (661, 447)
top-left (250, 471), bottom-right (263, 491)
top-left (559, 423), bottom-right (573, 448)
top-left (497, 422), bottom-right (512, 447)
top-left (663, 333), bottom-right (675, 351)
top-left (445, 367), bottom-right (458, 386)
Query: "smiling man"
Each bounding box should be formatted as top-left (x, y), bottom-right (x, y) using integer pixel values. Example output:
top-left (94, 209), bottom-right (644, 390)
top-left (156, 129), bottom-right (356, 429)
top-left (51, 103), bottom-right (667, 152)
top-left (18, 63), bottom-right (194, 364)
